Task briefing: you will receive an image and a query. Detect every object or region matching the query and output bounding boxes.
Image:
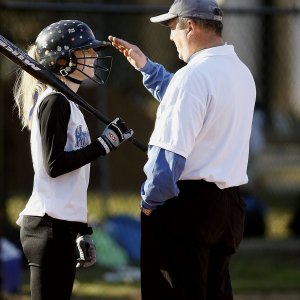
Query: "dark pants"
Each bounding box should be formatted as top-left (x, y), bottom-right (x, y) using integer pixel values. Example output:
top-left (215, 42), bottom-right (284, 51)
top-left (140, 180), bottom-right (245, 300)
top-left (20, 215), bottom-right (81, 300)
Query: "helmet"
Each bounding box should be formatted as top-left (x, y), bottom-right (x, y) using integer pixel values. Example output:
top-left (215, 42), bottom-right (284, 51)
top-left (35, 20), bottom-right (112, 84)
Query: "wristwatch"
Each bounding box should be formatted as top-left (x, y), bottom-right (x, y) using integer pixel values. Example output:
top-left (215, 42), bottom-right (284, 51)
top-left (141, 207), bottom-right (152, 216)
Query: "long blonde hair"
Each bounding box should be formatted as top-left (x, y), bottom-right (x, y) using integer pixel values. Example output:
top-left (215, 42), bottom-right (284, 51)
top-left (13, 45), bottom-right (47, 130)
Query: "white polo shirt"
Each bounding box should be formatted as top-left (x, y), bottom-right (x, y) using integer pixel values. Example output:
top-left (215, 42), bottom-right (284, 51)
top-left (149, 45), bottom-right (256, 188)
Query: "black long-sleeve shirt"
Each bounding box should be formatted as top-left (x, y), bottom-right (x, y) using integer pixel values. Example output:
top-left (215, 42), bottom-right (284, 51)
top-left (38, 93), bottom-right (106, 178)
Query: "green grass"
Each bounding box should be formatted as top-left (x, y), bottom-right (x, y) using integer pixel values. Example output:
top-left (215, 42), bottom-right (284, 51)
top-left (5, 193), bottom-right (300, 299)
top-left (19, 266), bottom-right (141, 300)
top-left (17, 238), bottom-right (300, 299)
top-left (231, 239), bottom-right (300, 293)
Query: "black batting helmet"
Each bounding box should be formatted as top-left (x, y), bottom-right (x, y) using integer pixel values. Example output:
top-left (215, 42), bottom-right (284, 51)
top-left (35, 20), bottom-right (112, 84)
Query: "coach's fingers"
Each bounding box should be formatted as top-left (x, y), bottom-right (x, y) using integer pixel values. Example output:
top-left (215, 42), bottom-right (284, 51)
top-left (108, 36), bottom-right (131, 59)
top-left (127, 48), bottom-right (147, 69)
top-left (108, 36), bottom-right (136, 59)
top-left (108, 36), bottom-right (131, 52)
top-left (108, 35), bottom-right (147, 69)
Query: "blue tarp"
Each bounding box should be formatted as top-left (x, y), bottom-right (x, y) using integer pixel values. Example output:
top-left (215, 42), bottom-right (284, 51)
top-left (102, 215), bottom-right (141, 264)
top-left (0, 238), bottom-right (22, 293)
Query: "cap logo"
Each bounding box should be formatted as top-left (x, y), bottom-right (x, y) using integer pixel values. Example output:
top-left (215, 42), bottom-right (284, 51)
top-left (214, 15), bottom-right (223, 21)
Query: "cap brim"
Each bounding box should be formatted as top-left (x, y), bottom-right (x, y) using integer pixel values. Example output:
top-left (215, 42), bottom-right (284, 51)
top-left (150, 12), bottom-right (177, 25)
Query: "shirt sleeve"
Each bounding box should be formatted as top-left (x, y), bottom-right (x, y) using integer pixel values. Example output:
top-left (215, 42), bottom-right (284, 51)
top-left (139, 59), bottom-right (174, 102)
top-left (38, 93), bottom-right (106, 178)
top-left (140, 145), bottom-right (186, 210)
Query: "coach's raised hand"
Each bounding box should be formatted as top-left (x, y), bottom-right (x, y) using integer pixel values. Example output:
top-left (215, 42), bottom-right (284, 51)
top-left (108, 35), bottom-right (147, 69)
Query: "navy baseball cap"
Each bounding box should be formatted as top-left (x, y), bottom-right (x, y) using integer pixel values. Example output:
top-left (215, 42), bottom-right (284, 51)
top-left (150, 0), bottom-right (222, 25)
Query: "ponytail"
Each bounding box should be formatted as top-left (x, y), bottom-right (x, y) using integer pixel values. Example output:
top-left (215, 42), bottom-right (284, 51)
top-left (13, 45), bottom-right (47, 130)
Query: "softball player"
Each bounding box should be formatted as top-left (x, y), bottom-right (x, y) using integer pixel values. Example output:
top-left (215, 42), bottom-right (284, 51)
top-left (13, 20), bottom-right (133, 300)
top-left (109, 0), bottom-right (256, 298)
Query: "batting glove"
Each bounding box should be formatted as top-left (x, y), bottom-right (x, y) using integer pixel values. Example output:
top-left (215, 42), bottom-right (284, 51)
top-left (76, 234), bottom-right (96, 268)
top-left (97, 117), bottom-right (134, 154)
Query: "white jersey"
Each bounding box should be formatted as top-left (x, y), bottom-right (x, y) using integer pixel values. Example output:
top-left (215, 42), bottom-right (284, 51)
top-left (149, 45), bottom-right (256, 188)
top-left (17, 87), bottom-right (90, 225)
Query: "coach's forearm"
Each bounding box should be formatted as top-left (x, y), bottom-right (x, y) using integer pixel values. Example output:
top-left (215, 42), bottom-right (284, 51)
top-left (141, 146), bottom-right (185, 210)
top-left (140, 59), bottom-right (174, 102)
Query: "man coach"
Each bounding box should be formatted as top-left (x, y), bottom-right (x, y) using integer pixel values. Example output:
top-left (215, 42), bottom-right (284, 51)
top-left (109, 0), bottom-right (256, 298)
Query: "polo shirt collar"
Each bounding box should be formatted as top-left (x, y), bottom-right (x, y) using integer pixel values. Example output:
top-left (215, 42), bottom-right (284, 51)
top-left (187, 43), bottom-right (234, 64)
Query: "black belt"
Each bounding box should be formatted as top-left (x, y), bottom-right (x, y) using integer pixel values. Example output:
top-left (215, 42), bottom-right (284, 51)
top-left (177, 180), bottom-right (239, 191)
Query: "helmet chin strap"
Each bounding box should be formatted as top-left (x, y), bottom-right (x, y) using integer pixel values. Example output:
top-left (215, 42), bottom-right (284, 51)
top-left (65, 75), bottom-right (82, 85)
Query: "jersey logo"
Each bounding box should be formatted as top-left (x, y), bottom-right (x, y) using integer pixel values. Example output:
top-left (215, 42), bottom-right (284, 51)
top-left (75, 125), bottom-right (90, 148)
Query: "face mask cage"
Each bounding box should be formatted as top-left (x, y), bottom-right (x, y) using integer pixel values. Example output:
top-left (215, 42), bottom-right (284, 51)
top-left (60, 49), bottom-right (113, 86)
top-left (75, 54), bottom-right (113, 85)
